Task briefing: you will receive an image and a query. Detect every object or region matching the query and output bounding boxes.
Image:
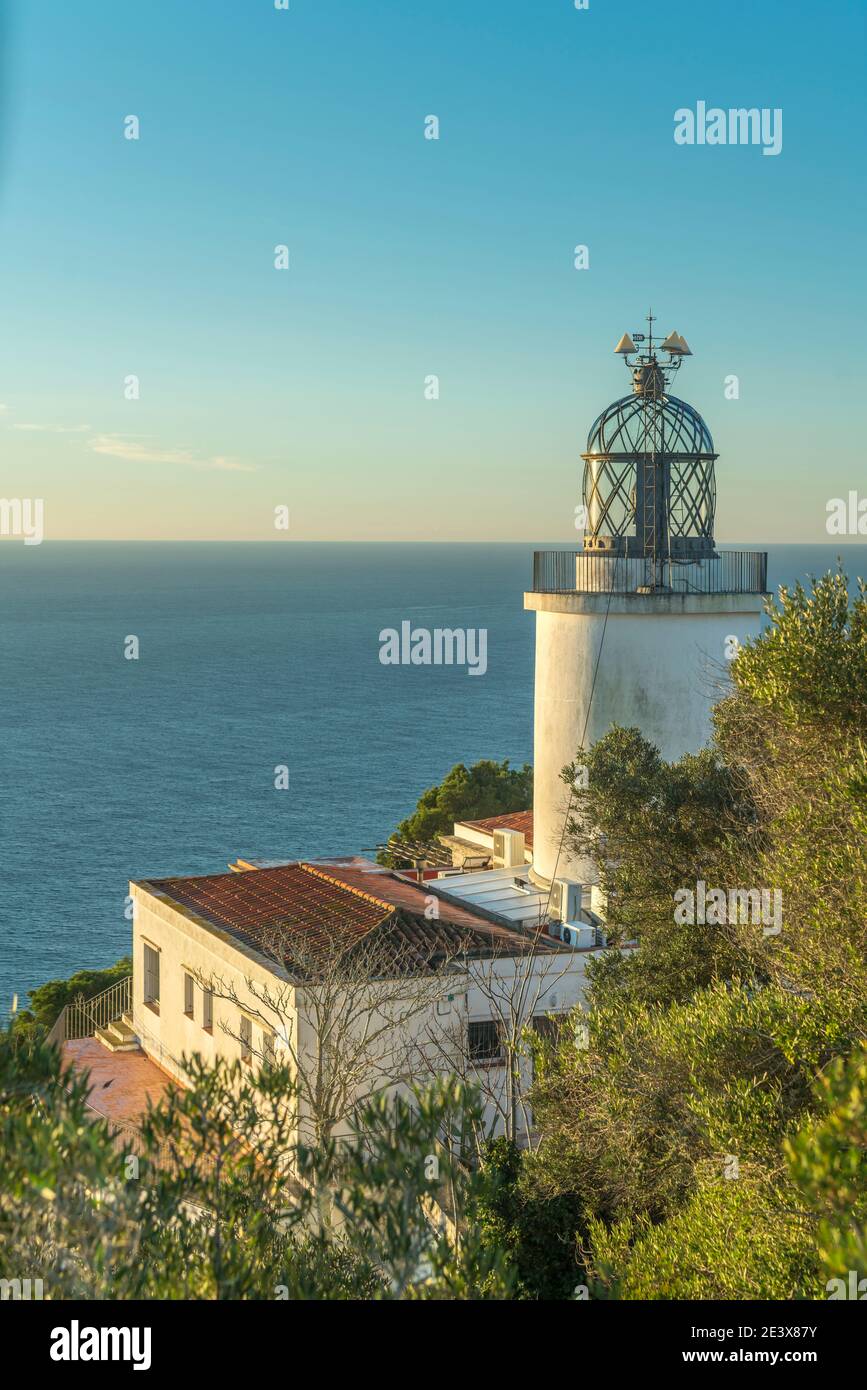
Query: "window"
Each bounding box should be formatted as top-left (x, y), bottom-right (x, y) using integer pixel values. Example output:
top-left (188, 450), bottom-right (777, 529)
top-left (202, 987), bottom-right (213, 1032)
top-left (143, 943), bottom-right (160, 1011)
top-left (183, 972), bottom-right (194, 1018)
top-left (262, 1028), bottom-right (276, 1069)
top-left (468, 1019), bottom-right (502, 1064)
top-left (239, 1014), bottom-right (252, 1063)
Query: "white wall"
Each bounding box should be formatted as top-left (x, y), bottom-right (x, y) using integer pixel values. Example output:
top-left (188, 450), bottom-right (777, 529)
top-left (525, 591), bottom-right (764, 884)
top-left (130, 884), bottom-right (297, 1090)
top-left (130, 882), bottom-right (592, 1150)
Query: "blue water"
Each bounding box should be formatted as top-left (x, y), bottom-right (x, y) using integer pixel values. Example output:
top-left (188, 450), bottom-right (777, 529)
top-left (1, 541), bottom-right (864, 1006)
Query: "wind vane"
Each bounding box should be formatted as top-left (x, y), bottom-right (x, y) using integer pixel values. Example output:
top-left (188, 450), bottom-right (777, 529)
top-left (613, 310), bottom-right (692, 395)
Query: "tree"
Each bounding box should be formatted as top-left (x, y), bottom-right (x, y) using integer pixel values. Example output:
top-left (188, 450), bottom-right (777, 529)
top-left (471, 1136), bottom-right (586, 1299)
top-left (0, 1026), bottom-right (146, 1299)
top-left (524, 572), bottom-right (867, 1298)
top-left (561, 731), bottom-right (762, 1008)
top-left (319, 1079), bottom-right (513, 1299)
top-left (785, 1049), bottom-right (867, 1291)
top-left (584, 1180), bottom-right (814, 1301)
top-left (10, 956), bottom-right (132, 1037)
top-left (380, 759), bottom-right (532, 864)
top-left (713, 570), bottom-right (867, 1019)
top-left (0, 1025), bottom-right (512, 1300)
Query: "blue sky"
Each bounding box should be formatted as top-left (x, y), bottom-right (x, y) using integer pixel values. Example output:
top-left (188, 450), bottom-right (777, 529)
top-left (0, 0), bottom-right (865, 540)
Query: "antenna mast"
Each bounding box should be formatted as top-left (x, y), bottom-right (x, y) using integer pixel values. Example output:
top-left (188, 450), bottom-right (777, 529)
top-left (614, 315), bottom-right (692, 589)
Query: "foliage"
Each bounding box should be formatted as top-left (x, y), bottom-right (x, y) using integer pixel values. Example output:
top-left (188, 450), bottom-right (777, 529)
top-left (585, 1179), bottom-right (814, 1300)
top-left (525, 571), bottom-right (867, 1299)
top-left (530, 980), bottom-right (829, 1230)
top-left (562, 732), bottom-right (763, 1007)
top-left (0, 1030), bottom-right (510, 1300)
top-left (714, 570), bottom-right (867, 1015)
top-left (321, 1080), bottom-right (513, 1299)
top-left (380, 759), bottom-right (532, 863)
top-left (10, 956), bottom-right (132, 1037)
top-left (583, 1048), bottom-right (867, 1300)
top-left (0, 1027), bottom-right (140, 1298)
top-left (785, 1050), bottom-right (867, 1287)
top-left (471, 1136), bottom-right (586, 1299)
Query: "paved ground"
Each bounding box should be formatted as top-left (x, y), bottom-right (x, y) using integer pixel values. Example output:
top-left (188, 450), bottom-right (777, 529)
top-left (62, 1038), bottom-right (176, 1126)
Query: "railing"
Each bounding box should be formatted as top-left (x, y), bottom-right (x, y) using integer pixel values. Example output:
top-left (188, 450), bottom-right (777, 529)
top-left (531, 549), bottom-right (768, 596)
top-left (81, 1089), bottom-right (218, 1181)
top-left (46, 975), bottom-right (132, 1047)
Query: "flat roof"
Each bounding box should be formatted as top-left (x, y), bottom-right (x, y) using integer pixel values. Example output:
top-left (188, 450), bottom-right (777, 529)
top-left (456, 810), bottom-right (534, 849)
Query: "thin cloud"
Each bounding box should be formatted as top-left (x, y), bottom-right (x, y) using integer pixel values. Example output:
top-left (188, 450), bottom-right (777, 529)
top-left (88, 434), bottom-right (257, 473)
top-left (14, 422), bottom-right (91, 433)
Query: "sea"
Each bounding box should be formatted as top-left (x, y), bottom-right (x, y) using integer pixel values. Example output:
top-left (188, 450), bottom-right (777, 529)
top-left (1, 541), bottom-right (864, 1008)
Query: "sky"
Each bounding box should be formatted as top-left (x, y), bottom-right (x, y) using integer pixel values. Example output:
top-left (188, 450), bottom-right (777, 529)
top-left (0, 0), bottom-right (865, 542)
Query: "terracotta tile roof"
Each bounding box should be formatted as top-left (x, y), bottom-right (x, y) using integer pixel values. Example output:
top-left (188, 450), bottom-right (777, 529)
top-left (138, 863), bottom-right (393, 961)
top-left (137, 861), bottom-right (539, 973)
top-left (460, 810), bottom-right (534, 848)
top-left (307, 864), bottom-right (536, 948)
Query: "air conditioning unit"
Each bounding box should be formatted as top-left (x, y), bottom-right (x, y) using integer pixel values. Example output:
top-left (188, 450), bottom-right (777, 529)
top-left (549, 878), bottom-right (582, 925)
top-left (492, 828), bottom-right (525, 869)
top-left (561, 924), bottom-right (596, 949)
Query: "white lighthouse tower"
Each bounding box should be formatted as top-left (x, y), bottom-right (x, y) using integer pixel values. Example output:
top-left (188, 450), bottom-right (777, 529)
top-left (525, 317), bottom-right (768, 892)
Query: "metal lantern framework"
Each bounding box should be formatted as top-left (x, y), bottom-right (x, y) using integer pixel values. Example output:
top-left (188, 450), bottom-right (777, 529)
top-left (582, 314), bottom-right (718, 576)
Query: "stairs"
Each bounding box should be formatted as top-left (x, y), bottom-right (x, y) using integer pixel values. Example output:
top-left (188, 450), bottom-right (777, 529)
top-left (94, 1011), bottom-right (140, 1054)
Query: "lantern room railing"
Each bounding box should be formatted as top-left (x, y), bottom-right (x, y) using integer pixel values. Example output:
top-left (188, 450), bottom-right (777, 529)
top-left (531, 550), bottom-right (768, 596)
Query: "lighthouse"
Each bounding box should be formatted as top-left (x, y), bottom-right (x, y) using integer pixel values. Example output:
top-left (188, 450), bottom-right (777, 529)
top-left (525, 317), bottom-right (769, 891)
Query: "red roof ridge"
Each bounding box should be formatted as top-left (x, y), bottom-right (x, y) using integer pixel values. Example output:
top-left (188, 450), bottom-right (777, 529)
top-left (298, 862), bottom-right (398, 917)
top-left (462, 809), bottom-right (533, 829)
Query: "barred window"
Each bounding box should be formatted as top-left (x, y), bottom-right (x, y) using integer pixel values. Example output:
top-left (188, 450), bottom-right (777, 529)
top-left (468, 1019), bottom-right (502, 1064)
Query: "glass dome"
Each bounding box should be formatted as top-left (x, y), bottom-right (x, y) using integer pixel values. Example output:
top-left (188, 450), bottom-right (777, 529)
top-left (582, 392), bottom-right (717, 557)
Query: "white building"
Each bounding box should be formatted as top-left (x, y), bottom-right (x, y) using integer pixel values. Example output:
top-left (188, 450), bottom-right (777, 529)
top-left (128, 858), bottom-right (592, 1149)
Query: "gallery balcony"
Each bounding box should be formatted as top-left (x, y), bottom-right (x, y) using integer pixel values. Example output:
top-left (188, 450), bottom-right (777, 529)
top-left (531, 549), bottom-right (768, 597)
